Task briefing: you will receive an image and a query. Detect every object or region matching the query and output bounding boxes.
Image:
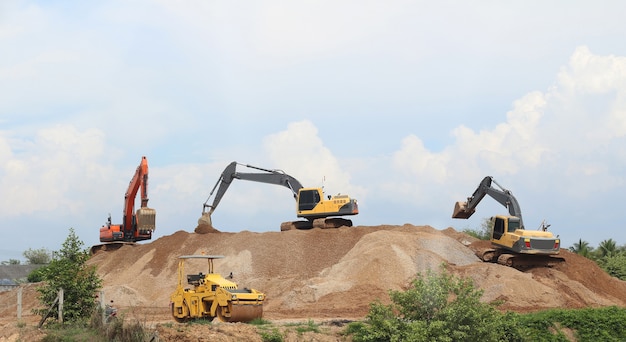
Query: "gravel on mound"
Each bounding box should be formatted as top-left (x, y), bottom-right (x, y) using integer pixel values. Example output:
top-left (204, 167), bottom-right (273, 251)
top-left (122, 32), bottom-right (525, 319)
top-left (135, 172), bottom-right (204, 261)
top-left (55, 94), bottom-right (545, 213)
top-left (87, 224), bottom-right (626, 319)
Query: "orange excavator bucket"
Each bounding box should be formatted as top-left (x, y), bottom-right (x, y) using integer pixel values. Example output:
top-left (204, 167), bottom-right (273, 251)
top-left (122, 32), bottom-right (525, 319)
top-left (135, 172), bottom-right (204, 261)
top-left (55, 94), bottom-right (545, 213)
top-left (452, 201), bottom-right (475, 219)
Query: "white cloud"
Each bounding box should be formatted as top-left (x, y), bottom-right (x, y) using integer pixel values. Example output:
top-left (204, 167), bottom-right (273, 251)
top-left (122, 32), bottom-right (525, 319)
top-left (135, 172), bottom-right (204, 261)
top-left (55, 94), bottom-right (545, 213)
top-left (0, 125), bottom-right (111, 216)
top-left (263, 120), bottom-right (366, 198)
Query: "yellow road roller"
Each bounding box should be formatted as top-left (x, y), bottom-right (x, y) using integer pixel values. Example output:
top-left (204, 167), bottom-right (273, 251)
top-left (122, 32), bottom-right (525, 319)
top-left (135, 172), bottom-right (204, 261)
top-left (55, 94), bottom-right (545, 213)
top-left (170, 255), bottom-right (265, 322)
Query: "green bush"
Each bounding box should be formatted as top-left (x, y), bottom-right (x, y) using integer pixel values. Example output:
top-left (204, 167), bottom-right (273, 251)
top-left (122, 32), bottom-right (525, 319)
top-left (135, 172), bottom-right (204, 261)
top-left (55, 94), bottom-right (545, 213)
top-left (34, 228), bottom-right (102, 324)
top-left (600, 254), bottom-right (626, 280)
top-left (518, 306), bottom-right (626, 341)
top-left (27, 266), bottom-right (47, 283)
top-left (348, 266), bottom-right (522, 342)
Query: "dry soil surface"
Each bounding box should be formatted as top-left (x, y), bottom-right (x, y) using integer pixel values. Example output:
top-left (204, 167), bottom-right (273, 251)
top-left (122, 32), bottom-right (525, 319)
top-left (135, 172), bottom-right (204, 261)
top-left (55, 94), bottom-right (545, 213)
top-left (1, 224), bottom-right (625, 341)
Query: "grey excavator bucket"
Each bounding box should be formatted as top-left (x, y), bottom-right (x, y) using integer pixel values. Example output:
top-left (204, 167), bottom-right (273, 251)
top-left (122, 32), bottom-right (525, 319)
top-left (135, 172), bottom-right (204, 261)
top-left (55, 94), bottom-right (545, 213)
top-left (195, 212), bottom-right (215, 234)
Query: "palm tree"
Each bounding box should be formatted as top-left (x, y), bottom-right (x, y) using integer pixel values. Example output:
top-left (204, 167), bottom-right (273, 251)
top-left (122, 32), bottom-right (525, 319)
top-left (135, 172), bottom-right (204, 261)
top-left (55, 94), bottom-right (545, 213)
top-left (598, 239), bottom-right (618, 258)
top-left (569, 239), bottom-right (591, 257)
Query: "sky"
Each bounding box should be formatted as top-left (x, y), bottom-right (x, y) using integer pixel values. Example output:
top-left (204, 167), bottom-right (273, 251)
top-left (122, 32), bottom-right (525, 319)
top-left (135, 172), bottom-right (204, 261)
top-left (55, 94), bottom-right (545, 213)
top-left (2, 1), bottom-right (626, 262)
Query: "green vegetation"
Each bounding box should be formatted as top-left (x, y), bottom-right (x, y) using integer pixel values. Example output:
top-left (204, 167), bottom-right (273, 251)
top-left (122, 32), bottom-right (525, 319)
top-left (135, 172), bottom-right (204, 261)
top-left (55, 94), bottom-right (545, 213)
top-left (23, 247), bottom-right (52, 264)
top-left (39, 313), bottom-right (151, 342)
top-left (34, 228), bottom-right (102, 324)
top-left (516, 306), bottom-right (626, 341)
top-left (284, 319), bottom-right (321, 334)
top-left (462, 217), bottom-right (492, 240)
top-left (259, 327), bottom-right (284, 342)
top-left (347, 266), bottom-right (521, 341)
top-left (1, 258), bottom-right (21, 265)
top-left (346, 265), bottom-right (626, 341)
top-left (41, 322), bottom-right (106, 342)
top-left (569, 238), bottom-right (626, 280)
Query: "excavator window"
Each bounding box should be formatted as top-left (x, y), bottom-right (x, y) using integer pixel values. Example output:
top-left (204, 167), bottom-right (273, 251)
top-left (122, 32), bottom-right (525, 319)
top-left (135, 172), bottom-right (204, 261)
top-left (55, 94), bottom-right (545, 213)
top-left (493, 217), bottom-right (504, 240)
top-left (298, 190), bottom-right (320, 211)
top-left (508, 218), bottom-right (521, 232)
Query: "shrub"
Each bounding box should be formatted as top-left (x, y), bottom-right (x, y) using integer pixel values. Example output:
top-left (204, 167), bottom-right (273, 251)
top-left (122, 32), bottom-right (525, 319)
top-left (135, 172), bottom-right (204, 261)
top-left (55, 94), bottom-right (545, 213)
top-left (34, 228), bottom-right (102, 324)
top-left (348, 265), bottom-right (522, 342)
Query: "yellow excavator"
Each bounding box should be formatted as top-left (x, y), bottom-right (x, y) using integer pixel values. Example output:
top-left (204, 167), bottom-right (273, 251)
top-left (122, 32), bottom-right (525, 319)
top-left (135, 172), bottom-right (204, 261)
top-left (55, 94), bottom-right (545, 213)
top-left (452, 176), bottom-right (563, 268)
top-left (195, 161), bottom-right (359, 233)
top-left (170, 255), bottom-right (265, 322)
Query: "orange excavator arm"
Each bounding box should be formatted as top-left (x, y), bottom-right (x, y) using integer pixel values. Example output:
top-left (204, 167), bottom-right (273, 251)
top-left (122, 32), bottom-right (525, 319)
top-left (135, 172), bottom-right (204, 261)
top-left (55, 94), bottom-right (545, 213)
top-left (123, 156), bottom-right (150, 231)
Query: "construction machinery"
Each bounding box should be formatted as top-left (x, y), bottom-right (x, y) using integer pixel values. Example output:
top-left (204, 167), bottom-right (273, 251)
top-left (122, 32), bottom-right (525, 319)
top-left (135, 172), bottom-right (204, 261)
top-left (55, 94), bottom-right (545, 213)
top-left (452, 176), bottom-right (563, 268)
top-left (170, 255), bottom-right (265, 322)
top-left (92, 156), bottom-right (156, 253)
top-left (195, 161), bottom-right (359, 233)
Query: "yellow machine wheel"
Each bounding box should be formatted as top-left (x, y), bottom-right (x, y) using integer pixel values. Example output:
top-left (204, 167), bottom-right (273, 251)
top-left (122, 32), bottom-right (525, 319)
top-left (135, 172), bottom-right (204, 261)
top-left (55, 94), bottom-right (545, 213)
top-left (214, 304), bottom-right (263, 323)
top-left (215, 305), bottom-right (232, 322)
top-left (171, 302), bottom-right (189, 323)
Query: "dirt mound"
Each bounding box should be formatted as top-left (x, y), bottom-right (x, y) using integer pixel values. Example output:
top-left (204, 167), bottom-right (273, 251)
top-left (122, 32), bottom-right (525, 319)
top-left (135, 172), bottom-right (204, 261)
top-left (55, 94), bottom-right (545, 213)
top-left (86, 224), bottom-right (626, 320)
top-left (2, 224), bottom-right (626, 340)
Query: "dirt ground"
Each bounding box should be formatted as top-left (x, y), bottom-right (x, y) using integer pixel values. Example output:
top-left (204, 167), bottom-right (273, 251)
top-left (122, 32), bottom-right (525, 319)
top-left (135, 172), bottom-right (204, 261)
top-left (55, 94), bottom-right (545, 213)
top-left (1, 224), bottom-right (625, 341)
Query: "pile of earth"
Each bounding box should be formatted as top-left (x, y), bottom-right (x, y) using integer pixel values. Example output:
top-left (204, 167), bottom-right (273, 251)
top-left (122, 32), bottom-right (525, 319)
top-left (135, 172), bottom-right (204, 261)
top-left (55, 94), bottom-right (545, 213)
top-left (90, 224), bottom-right (626, 318)
top-left (2, 224), bottom-right (626, 341)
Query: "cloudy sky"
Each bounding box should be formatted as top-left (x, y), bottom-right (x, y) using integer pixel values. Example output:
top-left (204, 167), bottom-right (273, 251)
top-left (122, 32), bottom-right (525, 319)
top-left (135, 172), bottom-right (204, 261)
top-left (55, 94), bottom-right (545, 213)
top-left (2, 1), bottom-right (626, 261)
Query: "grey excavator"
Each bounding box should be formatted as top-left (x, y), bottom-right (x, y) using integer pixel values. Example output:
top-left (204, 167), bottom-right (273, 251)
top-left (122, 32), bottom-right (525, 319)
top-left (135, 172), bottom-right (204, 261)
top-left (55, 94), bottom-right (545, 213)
top-left (452, 176), bottom-right (563, 268)
top-left (195, 162), bottom-right (359, 233)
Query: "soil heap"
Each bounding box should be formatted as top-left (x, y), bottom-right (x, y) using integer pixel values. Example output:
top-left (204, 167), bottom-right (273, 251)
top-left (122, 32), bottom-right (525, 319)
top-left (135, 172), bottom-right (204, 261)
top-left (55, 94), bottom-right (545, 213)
top-left (89, 224), bottom-right (626, 318)
top-left (2, 224), bottom-right (625, 341)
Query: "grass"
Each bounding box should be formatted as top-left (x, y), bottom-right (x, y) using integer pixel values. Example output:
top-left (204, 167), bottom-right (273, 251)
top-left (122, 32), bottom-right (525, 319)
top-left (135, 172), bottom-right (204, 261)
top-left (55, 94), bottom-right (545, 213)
top-left (39, 307), bottom-right (626, 342)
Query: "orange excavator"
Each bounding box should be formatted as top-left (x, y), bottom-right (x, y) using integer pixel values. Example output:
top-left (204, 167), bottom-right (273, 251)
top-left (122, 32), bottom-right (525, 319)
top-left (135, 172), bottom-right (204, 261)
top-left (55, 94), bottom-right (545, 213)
top-left (92, 156), bottom-right (156, 254)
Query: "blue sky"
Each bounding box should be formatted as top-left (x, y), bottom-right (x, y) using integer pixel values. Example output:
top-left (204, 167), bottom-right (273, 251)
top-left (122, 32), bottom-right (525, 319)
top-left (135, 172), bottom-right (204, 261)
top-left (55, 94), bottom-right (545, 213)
top-left (2, 1), bottom-right (626, 261)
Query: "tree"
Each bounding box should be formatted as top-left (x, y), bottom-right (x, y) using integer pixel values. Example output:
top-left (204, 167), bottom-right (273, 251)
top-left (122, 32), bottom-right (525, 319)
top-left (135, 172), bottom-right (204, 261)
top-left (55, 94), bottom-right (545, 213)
top-left (462, 217), bottom-right (492, 240)
top-left (569, 239), bottom-right (592, 258)
top-left (1, 259), bottom-right (21, 265)
top-left (23, 247), bottom-right (51, 265)
top-left (601, 254), bottom-right (626, 280)
top-left (348, 266), bottom-right (522, 342)
top-left (598, 239), bottom-right (618, 258)
top-left (34, 228), bottom-right (102, 324)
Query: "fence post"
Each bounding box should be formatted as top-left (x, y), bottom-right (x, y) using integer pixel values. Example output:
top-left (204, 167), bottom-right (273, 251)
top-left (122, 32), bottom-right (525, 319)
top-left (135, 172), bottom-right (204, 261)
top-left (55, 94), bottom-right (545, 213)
top-left (17, 287), bottom-right (22, 320)
top-left (100, 291), bottom-right (105, 323)
top-left (58, 288), bottom-right (64, 323)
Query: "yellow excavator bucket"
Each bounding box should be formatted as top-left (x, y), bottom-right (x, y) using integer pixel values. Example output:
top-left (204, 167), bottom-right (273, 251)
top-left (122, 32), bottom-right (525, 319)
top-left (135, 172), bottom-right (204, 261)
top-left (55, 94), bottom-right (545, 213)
top-left (452, 201), bottom-right (475, 219)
